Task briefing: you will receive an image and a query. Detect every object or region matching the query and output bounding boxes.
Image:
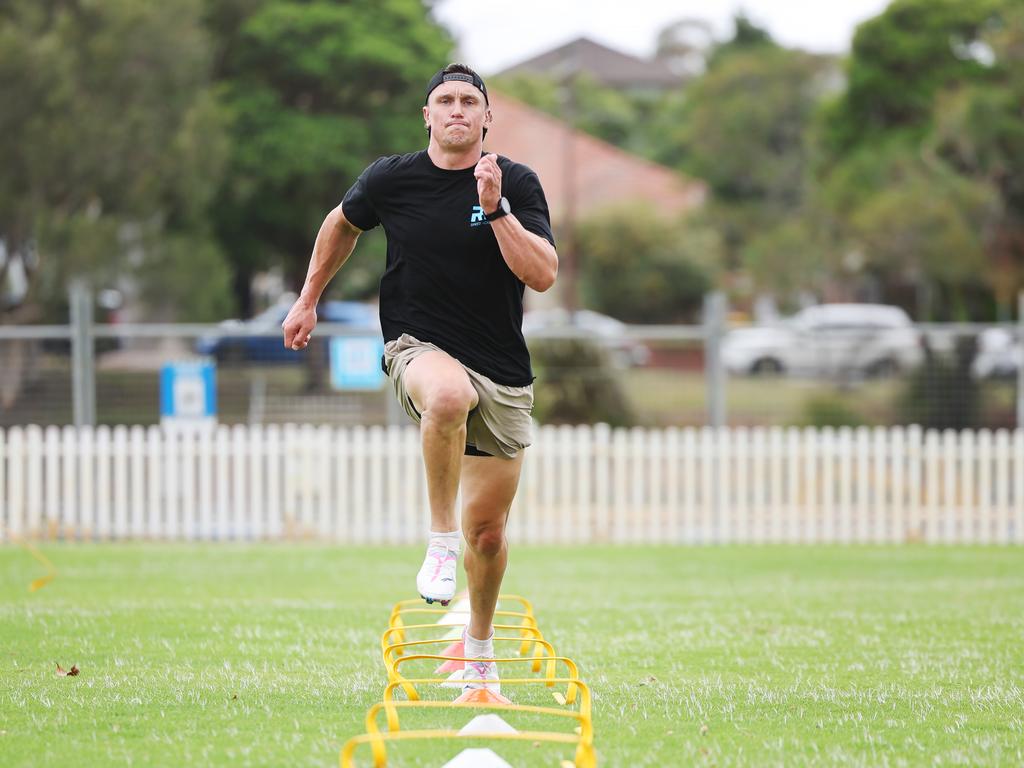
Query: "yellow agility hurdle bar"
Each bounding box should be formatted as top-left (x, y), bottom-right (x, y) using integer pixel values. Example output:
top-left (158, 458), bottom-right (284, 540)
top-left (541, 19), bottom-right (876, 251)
top-left (384, 641), bottom-right (560, 699)
top-left (383, 670), bottom-right (584, 711)
top-left (380, 623), bottom-right (546, 662)
top-left (389, 654), bottom-right (578, 702)
top-left (364, 698), bottom-right (593, 745)
top-left (382, 635), bottom-right (556, 676)
top-left (383, 677), bottom-right (591, 715)
top-left (387, 609), bottom-right (539, 655)
top-left (339, 728), bottom-right (596, 768)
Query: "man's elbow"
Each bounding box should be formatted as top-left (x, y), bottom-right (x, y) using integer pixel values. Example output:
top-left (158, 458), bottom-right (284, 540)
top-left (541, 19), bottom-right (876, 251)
top-left (530, 258), bottom-right (558, 293)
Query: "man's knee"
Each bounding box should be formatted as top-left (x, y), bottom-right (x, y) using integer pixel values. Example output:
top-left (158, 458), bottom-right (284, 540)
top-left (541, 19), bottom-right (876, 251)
top-left (422, 383), bottom-right (476, 427)
top-left (463, 519), bottom-right (506, 558)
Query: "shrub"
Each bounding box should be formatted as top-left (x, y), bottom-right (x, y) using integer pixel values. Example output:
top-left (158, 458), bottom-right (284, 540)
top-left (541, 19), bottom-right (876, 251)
top-left (529, 337), bottom-right (635, 426)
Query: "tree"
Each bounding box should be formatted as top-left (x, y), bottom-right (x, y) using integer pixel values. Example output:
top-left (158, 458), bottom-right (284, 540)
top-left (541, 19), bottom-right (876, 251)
top-left (812, 0), bottom-right (1021, 318)
top-left (207, 0), bottom-right (453, 314)
top-left (927, 6), bottom-right (1024, 317)
top-left (576, 205), bottom-right (718, 324)
top-left (819, 0), bottom-right (1006, 157)
top-left (0, 0), bottom-right (233, 322)
top-left (672, 35), bottom-right (836, 303)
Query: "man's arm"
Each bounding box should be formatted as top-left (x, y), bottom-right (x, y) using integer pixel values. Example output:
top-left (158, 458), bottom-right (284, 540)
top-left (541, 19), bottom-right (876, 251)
top-left (474, 154), bottom-right (558, 293)
top-left (489, 216), bottom-right (558, 293)
top-left (282, 204), bottom-right (362, 350)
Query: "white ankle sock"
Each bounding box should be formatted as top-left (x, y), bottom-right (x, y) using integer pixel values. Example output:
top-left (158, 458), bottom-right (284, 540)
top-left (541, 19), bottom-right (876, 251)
top-left (429, 529), bottom-right (461, 553)
top-left (464, 629), bottom-right (494, 658)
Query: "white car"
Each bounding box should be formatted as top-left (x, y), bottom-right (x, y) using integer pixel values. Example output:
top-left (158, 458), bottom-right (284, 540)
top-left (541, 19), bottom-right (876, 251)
top-left (722, 303), bottom-right (923, 377)
top-left (971, 327), bottom-right (1021, 379)
top-left (522, 308), bottom-right (651, 367)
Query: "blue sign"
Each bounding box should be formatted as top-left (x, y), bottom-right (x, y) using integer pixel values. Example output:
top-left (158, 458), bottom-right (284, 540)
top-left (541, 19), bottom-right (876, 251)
top-left (160, 360), bottom-right (216, 423)
top-left (330, 337), bottom-right (386, 390)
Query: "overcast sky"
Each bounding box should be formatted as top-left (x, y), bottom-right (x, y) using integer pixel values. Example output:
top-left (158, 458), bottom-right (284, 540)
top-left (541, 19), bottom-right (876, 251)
top-left (432, 0), bottom-right (891, 75)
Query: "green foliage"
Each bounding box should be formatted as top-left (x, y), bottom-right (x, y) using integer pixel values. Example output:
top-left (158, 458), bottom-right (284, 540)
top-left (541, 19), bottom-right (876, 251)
top-left (705, 11), bottom-right (777, 68)
top-left (799, 392), bottom-right (866, 428)
top-left (812, 0), bottom-right (1022, 319)
top-left (529, 338), bottom-right (634, 426)
top-left (491, 72), bottom-right (661, 153)
top-left (849, 171), bottom-right (996, 287)
top-left (0, 0), bottom-right (233, 320)
top-left (741, 218), bottom-right (829, 299)
top-left (674, 41), bottom-right (834, 302)
top-left (820, 0), bottom-right (1005, 156)
top-left (209, 0), bottom-right (453, 309)
top-left (681, 47), bottom-right (829, 207)
top-left (575, 205), bottom-right (718, 323)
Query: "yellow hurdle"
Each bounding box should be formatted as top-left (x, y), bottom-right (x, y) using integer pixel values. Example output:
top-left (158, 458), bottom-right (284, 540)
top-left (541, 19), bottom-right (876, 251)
top-left (386, 608), bottom-right (540, 655)
top-left (385, 644), bottom-right (563, 701)
top-left (364, 696), bottom-right (593, 743)
top-left (382, 634), bottom-right (554, 676)
top-left (380, 623), bottom-right (546, 662)
top-left (342, 593), bottom-right (597, 766)
top-left (340, 728), bottom-right (596, 768)
top-left (383, 675), bottom-right (585, 710)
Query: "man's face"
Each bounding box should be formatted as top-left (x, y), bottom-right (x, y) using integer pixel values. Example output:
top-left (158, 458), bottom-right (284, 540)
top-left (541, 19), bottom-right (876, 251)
top-left (423, 81), bottom-right (490, 149)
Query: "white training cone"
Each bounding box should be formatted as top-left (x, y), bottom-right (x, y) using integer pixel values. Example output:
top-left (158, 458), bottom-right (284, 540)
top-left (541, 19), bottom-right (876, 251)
top-left (436, 612), bottom-right (468, 627)
top-left (458, 714), bottom-right (518, 735)
top-left (442, 624), bottom-right (465, 640)
top-left (447, 598), bottom-right (472, 614)
top-left (441, 748), bottom-right (513, 768)
top-left (440, 668), bottom-right (466, 689)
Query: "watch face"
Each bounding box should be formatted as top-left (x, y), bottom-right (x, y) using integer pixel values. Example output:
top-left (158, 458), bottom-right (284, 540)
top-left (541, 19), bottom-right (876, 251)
top-left (500, 197), bottom-right (511, 214)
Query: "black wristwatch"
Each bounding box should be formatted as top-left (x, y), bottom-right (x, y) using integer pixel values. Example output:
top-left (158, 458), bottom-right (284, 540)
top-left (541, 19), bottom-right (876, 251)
top-left (485, 197), bottom-right (511, 222)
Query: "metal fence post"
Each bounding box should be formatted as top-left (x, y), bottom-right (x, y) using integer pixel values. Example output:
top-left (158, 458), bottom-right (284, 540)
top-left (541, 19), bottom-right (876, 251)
top-left (704, 291), bottom-right (727, 428)
top-left (70, 280), bottom-right (96, 426)
top-left (1018, 292), bottom-right (1024, 430)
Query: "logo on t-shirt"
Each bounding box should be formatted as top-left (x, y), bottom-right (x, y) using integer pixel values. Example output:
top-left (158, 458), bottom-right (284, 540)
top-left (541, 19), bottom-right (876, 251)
top-left (469, 205), bottom-right (488, 227)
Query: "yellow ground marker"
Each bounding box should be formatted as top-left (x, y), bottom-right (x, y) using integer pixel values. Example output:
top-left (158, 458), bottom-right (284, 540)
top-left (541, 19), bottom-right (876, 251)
top-left (2, 528), bottom-right (57, 591)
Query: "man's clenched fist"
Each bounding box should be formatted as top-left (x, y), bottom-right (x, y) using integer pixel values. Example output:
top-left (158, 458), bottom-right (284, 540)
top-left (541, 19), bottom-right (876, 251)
top-left (282, 298), bottom-right (317, 351)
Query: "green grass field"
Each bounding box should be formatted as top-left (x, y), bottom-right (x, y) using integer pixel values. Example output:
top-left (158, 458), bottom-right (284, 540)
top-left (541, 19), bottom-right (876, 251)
top-left (1, 544), bottom-right (1022, 767)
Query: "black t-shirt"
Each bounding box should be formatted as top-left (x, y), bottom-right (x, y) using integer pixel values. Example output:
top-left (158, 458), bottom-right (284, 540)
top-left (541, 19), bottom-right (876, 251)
top-left (341, 150), bottom-right (555, 386)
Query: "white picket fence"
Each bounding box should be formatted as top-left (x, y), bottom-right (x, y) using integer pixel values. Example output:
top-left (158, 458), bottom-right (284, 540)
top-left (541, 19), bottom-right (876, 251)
top-left (1, 424), bottom-right (1022, 544)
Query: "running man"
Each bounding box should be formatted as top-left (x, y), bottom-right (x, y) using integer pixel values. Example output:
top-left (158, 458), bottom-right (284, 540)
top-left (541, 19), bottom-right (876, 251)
top-left (282, 63), bottom-right (557, 701)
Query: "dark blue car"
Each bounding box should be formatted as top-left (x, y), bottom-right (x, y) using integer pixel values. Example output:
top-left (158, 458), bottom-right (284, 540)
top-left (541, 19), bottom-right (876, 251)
top-left (195, 298), bottom-right (380, 364)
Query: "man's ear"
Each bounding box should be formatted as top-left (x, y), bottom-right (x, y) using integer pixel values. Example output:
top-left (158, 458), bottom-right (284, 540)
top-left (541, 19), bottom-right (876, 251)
top-left (422, 104), bottom-right (430, 128)
top-left (484, 108), bottom-right (493, 126)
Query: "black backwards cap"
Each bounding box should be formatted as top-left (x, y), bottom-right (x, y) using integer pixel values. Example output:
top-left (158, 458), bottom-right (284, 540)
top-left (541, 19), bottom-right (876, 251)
top-left (425, 68), bottom-right (489, 105)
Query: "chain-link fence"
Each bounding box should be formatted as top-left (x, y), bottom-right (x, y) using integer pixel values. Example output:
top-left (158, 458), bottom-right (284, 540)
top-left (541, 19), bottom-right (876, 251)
top-left (2, 291), bottom-right (1023, 430)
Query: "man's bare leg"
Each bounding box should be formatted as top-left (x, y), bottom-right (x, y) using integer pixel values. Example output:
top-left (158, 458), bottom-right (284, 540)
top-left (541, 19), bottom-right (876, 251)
top-left (402, 351), bottom-right (480, 532)
top-left (460, 452), bottom-right (524, 640)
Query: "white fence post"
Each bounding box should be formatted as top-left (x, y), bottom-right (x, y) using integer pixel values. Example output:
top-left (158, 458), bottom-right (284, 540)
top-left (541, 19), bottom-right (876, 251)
top-left (2, 424), bottom-right (1022, 545)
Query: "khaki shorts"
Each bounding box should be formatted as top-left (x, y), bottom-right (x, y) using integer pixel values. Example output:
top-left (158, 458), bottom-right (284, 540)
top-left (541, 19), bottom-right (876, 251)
top-left (383, 333), bottom-right (534, 459)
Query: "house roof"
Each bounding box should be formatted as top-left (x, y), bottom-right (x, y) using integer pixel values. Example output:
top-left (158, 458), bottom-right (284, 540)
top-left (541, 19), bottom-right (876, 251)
top-left (482, 89), bottom-right (706, 224)
top-left (495, 36), bottom-right (681, 90)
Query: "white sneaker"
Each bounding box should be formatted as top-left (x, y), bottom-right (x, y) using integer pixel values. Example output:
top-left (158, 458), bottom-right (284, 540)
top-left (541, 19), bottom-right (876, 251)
top-left (461, 658), bottom-right (501, 695)
top-left (416, 541), bottom-right (457, 605)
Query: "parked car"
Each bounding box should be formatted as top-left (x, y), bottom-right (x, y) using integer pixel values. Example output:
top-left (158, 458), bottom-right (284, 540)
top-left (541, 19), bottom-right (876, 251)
top-left (522, 308), bottom-right (651, 367)
top-left (971, 327), bottom-right (1021, 379)
top-left (721, 303), bottom-right (923, 378)
top-left (195, 296), bottom-right (379, 364)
